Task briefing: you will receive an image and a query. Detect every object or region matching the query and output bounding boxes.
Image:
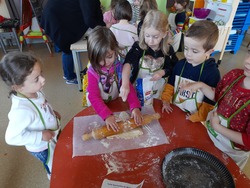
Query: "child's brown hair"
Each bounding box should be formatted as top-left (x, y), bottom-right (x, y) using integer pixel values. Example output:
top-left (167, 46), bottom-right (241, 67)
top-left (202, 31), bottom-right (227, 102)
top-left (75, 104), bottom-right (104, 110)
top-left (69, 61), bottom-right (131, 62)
top-left (139, 0), bottom-right (158, 21)
top-left (0, 52), bottom-right (40, 97)
top-left (185, 20), bottom-right (219, 52)
top-left (87, 26), bottom-right (120, 75)
top-left (110, 0), bottom-right (121, 9)
top-left (114, 0), bottom-right (132, 21)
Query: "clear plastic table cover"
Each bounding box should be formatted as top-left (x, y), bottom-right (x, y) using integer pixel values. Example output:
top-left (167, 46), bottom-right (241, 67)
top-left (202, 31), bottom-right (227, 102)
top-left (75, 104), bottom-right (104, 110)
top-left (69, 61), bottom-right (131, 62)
top-left (73, 105), bottom-right (169, 157)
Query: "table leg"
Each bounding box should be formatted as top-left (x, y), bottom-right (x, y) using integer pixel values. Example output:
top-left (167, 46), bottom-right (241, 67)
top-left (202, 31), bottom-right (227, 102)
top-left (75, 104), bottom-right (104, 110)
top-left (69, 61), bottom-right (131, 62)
top-left (72, 50), bottom-right (82, 91)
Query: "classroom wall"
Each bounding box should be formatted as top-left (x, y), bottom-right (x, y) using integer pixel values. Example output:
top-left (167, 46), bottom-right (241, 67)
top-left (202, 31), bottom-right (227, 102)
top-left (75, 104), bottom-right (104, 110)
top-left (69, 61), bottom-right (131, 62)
top-left (100, 0), bottom-right (111, 11)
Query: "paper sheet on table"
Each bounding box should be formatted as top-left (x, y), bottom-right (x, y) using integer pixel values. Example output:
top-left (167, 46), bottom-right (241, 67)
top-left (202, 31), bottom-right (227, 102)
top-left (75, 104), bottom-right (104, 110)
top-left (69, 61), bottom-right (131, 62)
top-left (101, 179), bottom-right (144, 188)
top-left (73, 105), bottom-right (169, 157)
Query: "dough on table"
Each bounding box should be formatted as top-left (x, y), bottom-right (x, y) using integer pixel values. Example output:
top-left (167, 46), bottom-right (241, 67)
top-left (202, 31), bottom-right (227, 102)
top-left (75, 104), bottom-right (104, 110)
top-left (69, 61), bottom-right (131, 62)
top-left (115, 111), bottom-right (130, 122)
top-left (107, 111), bottom-right (144, 139)
top-left (107, 127), bottom-right (143, 140)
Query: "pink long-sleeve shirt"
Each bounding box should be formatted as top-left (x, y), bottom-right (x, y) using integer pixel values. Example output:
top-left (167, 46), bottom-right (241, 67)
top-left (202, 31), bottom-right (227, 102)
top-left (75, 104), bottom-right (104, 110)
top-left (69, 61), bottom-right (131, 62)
top-left (87, 60), bottom-right (141, 120)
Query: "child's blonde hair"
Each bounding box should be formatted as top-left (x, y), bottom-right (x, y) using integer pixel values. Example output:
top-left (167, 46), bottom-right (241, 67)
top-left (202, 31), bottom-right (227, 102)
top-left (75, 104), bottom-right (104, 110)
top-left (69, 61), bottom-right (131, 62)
top-left (139, 10), bottom-right (170, 55)
top-left (185, 20), bottom-right (219, 52)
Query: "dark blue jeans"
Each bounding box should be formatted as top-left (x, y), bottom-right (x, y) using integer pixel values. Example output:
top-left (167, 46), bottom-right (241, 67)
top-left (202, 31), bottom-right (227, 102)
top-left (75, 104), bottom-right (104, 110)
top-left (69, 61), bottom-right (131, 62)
top-left (30, 149), bottom-right (50, 174)
top-left (62, 52), bottom-right (76, 80)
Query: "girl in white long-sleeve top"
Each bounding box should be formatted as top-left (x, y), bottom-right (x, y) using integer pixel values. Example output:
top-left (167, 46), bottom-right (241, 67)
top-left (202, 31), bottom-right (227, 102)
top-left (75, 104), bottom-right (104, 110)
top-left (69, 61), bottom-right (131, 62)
top-left (0, 52), bottom-right (61, 179)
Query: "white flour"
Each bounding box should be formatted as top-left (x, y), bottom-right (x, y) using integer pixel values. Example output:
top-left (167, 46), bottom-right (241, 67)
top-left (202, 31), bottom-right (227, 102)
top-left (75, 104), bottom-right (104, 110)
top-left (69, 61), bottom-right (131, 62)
top-left (139, 135), bottom-right (160, 147)
top-left (222, 153), bottom-right (229, 165)
top-left (100, 140), bottom-right (110, 148)
top-left (101, 152), bottom-right (161, 176)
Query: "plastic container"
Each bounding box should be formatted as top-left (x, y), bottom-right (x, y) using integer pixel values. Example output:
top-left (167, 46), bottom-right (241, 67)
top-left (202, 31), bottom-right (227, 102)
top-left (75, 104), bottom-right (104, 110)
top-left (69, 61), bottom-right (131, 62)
top-left (193, 8), bottom-right (211, 19)
top-left (194, 0), bottom-right (205, 8)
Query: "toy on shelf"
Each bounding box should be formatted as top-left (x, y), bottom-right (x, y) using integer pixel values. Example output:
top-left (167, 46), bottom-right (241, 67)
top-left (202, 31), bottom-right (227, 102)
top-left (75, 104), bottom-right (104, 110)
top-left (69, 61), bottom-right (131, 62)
top-left (189, 0), bottom-right (240, 64)
top-left (193, 8), bottom-right (211, 19)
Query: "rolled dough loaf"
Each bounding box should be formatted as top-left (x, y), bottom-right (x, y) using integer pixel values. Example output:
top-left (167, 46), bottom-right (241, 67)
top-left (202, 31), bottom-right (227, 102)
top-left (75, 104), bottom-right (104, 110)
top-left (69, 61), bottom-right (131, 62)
top-left (107, 127), bottom-right (143, 140)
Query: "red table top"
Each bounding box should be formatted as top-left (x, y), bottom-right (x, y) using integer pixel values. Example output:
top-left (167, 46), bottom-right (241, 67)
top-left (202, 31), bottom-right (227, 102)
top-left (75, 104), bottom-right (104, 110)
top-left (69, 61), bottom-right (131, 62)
top-left (50, 98), bottom-right (250, 187)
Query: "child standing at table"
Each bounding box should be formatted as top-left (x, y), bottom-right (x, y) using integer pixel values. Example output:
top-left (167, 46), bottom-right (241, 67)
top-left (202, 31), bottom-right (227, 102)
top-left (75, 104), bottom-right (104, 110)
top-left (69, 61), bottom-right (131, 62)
top-left (128, 0), bottom-right (141, 25)
top-left (161, 20), bottom-right (220, 122)
top-left (181, 52), bottom-right (250, 169)
top-left (137, 0), bottom-right (158, 36)
top-left (86, 26), bottom-right (142, 131)
top-left (168, 0), bottom-right (190, 52)
top-left (168, 0), bottom-right (190, 33)
top-left (0, 52), bottom-right (61, 179)
top-left (110, 0), bottom-right (138, 62)
top-left (120, 10), bottom-right (178, 105)
top-left (103, 0), bottom-right (120, 28)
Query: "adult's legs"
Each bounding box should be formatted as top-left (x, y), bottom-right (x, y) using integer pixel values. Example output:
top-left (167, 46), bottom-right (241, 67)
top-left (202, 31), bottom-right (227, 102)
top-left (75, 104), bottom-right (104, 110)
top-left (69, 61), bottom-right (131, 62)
top-left (62, 51), bottom-right (76, 80)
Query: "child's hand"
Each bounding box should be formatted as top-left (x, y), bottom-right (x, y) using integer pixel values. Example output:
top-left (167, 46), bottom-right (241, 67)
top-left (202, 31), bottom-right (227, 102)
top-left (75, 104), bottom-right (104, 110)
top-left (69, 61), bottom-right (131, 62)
top-left (162, 101), bottom-right (173, 113)
top-left (42, 130), bottom-right (55, 142)
top-left (131, 108), bottom-right (143, 125)
top-left (105, 115), bottom-right (119, 132)
top-left (151, 70), bottom-right (165, 81)
top-left (210, 111), bottom-right (221, 131)
top-left (185, 112), bottom-right (191, 120)
top-left (119, 83), bottom-right (130, 102)
top-left (53, 110), bottom-right (61, 120)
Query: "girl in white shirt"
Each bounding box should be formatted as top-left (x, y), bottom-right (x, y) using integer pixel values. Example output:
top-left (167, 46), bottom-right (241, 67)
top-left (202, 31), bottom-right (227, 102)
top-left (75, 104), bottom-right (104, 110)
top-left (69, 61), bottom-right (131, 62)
top-left (0, 52), bottom-right (61, 179)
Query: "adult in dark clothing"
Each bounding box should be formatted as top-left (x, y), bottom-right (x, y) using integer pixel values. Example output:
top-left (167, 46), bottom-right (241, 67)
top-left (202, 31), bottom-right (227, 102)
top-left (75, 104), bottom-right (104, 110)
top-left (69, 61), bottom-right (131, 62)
top-left (41, 0), bottom-right (105, 84)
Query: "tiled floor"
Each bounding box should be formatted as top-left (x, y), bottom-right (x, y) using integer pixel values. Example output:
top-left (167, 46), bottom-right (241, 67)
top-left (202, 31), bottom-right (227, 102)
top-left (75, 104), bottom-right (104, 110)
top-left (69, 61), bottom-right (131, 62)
top-left (0, 34), bottom-right (250, 187)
